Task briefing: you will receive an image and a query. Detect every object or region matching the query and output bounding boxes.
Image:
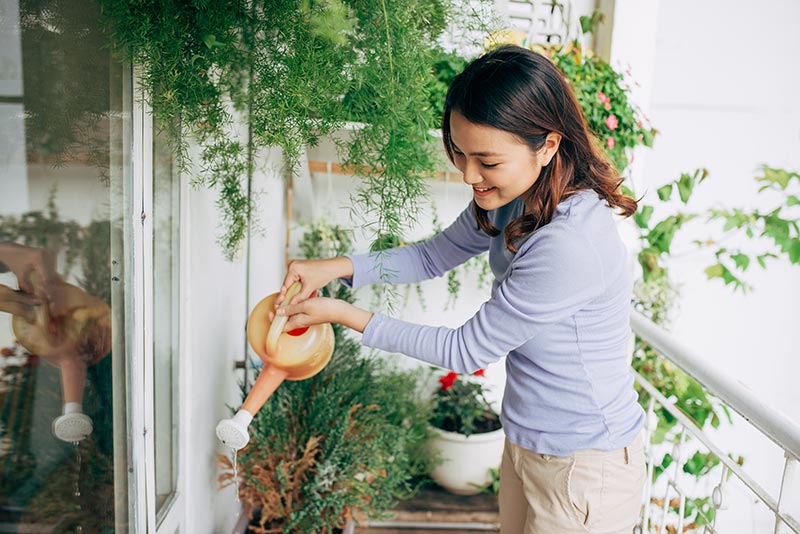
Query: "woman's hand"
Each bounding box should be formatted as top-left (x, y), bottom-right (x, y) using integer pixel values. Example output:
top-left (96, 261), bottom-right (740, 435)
top-left (276, 296), bottom-right (373, 334)
top-left (275, 257), bottom-right (354, 307)
top-left (0, 243), bottom-right (61, 298)
top-left (0, 284), bottom-right (42, 323)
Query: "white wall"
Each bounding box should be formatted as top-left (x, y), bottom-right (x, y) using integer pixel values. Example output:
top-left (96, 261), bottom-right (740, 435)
top-left (181, 142), bottom-right (288, 532)
top-left (609, 0), bottom-right (800, 530)
top-left (611, 0), bottom-right (800, 421)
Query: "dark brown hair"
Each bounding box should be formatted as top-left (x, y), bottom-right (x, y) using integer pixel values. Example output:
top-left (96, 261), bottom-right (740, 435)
top-left (442, 45), bottom-right (637, 253)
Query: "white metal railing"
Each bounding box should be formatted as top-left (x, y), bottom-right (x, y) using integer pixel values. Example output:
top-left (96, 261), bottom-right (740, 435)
top-left (631, 310), bottom-right (800, 534)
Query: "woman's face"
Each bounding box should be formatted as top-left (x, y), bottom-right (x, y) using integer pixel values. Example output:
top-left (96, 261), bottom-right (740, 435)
top-left (448, 111), bottom-right (558, 211)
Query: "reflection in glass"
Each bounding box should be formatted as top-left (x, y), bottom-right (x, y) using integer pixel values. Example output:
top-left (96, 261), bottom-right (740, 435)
top-left (0, 0), bottom-right (127, 532)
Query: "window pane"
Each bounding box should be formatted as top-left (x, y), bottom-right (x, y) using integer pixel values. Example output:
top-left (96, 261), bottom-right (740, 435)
top-left (0, 1), bottom-right (130, 532)
top-left (153, 122), bottom-right (179, 517)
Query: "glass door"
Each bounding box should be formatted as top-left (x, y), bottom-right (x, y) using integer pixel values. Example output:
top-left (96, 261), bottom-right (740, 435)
top-left (0, 0), bottom-right (133, 532)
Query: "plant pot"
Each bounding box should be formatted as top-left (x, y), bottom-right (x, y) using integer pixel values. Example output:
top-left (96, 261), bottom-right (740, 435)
top-left (428, 426), bottom-right (505, 495)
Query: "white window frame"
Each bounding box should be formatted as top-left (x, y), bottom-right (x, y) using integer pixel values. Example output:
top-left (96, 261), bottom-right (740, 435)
top-left (130, 67), bottom-right (188, 534)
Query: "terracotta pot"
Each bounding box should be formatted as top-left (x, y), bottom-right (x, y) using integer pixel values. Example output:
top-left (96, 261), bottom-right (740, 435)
top-left (428, 426), bottom-right (505, 495)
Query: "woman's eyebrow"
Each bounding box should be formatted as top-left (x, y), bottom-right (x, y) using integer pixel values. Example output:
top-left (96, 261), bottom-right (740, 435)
top-left (451, 142), bottom-right (502, 157)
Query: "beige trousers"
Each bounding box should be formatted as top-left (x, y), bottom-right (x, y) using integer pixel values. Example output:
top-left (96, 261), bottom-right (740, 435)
top-left (499, 432), bottom-right (646, 534)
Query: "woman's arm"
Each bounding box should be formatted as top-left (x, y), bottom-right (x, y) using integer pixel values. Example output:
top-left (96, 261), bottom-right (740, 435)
top-left (358, 227), bottom-right (606, 372)
top-left (279, 224), bottom-right (607, 373)
top-left (344, 203), bottom-right (491, 289)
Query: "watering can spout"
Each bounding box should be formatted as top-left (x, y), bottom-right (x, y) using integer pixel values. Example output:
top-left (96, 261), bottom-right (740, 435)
top-left (215, 282), bottom-right (334, 450)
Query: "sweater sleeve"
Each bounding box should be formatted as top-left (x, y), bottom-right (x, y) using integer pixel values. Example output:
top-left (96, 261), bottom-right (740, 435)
top-left (361, 225), bottom-right (606, 372)
top-left (341, 204), bottom-right (490, 288)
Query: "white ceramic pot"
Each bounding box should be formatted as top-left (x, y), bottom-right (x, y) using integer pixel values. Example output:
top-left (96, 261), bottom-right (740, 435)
top-left (428, 426), bottom-right (505, 495)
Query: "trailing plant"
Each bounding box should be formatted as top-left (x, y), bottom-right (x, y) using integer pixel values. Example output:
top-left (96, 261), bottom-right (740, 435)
top-left (219, 222), bottom-right (435, 533)
top-left (628, 165), bottom-right (799, 529)
top-left (17, 0), bottom-right (111, 174)
top-left (102, 0), bottom-right (492, 260)
top-left (547, 43), bottom-right (656, 173)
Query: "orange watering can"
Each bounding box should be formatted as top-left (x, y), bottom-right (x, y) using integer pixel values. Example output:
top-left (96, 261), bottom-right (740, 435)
top-left (11, 278), bottom-right (111, 442)
top-left (215, 282), bottom-right (334, 450)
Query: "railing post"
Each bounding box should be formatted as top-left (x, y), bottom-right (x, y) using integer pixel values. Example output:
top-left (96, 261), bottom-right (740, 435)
top-left (775, 454), bottom-right (799, 534)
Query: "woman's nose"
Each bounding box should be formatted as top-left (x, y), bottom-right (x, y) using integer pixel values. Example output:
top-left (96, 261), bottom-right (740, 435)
top-left (461, 161), bottom-right (482, 185)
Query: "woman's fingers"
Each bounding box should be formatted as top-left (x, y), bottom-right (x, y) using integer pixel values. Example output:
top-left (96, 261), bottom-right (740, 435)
top-left (0, 285), bottom-right (39, 322)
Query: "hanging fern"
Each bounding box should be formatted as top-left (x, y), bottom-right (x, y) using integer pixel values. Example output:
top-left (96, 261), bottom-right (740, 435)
top-left (101, 0), bottom-right (493, 260)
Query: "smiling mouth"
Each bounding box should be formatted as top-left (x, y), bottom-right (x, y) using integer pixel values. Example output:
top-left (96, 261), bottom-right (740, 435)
top-left (473, 186), bottom-right (496, 196)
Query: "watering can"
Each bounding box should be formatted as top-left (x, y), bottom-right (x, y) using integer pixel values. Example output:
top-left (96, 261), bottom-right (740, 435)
top-left (11, 278), bottom-right (111, 442)
top-left (215, 282), bottom-right (334, 450)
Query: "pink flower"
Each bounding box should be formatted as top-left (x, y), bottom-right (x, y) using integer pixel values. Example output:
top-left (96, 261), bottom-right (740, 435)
top-left (606, 114), bottom-right (618, 130)
top-left (604, 102), bottom-right (611, 111)
top-left (597, 91), bottom-right (609, 104)
top-left (606, 137), bottom-right (615, 149)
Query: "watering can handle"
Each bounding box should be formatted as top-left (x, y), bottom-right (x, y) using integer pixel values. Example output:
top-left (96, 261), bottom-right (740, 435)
top-left (265, 281), bottom-right (302, 357)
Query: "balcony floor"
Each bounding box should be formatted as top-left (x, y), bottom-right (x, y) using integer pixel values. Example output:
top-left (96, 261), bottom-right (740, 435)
top-left (355, 485), bottom-right (499, 533)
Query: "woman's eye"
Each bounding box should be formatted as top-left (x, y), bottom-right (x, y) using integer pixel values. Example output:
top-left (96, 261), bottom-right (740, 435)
top-left (481, 162), bottom-right (500, 168)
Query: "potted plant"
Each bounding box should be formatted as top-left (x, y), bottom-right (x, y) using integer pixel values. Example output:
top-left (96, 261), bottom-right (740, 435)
top-left (427, 369), bottom-right (503, 495)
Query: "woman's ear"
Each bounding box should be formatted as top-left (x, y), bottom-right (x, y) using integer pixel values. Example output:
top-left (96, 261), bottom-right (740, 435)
top-left (539, 132), bottom-right (562, 166)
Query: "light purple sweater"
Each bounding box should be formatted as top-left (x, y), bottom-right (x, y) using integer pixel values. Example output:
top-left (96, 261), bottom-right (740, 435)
top-left (345, 190), bottom-right (644, 455)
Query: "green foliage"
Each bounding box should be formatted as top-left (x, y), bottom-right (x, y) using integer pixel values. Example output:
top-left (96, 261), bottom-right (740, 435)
top-left (545, 43), bottom-right (657, 173)
top-left (426, 48), bottom-right (470, 129)
top-left (18, 0), bottom-right (110, 173)
top-left (428, 370), bottom-right (501, 437)
top-left (224, 222), bottom-right (435, 532)
top-left (102, 0), bottom-right (490, 260)
top-left (472, 466), bottom-right (500, 495)
top-left (630, 164), bottom-right (798, 531)
top-left (0, 189), bottom-right (84, 277)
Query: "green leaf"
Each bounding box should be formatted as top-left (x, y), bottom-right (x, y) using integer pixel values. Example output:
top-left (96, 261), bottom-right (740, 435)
top-left (731, 253), bottom-right (750, 271)
top-left (642, 128), bottom-right (656, 147)
top-left (634, 205), bottom-right (654, 229)
top-left (579, 11), bottom-right (604, 35)
top-left (202, 34), bottom-right (224, 49)
top-left (705, 264), bottom-right (724, 279)
top-left (757, 165), bottom-right (792, 190)
top-left (621, 184), bottom-right (636, 199)
top-left (790, 239), bottom-right (800, 264)
top-left (677, 172), bottom-right (694, 203)
top-left (787, 195), bottom-right (800, 207)
top-left (657, 184), bottom-right (673, 201)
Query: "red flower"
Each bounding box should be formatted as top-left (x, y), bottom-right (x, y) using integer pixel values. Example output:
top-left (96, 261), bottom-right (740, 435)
top-left (0, 347), bottom-right (13, 357)
top-left (439, 371), bottom-right (458, 392)
top-left (472, 369), bottom-right (485, 376)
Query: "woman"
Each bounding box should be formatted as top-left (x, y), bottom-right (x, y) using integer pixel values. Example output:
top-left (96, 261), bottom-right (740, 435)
top-left (272, 45), bottom-right (646, 533)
